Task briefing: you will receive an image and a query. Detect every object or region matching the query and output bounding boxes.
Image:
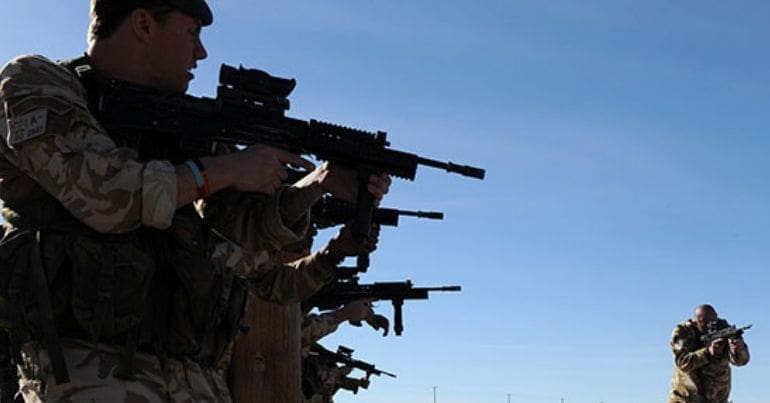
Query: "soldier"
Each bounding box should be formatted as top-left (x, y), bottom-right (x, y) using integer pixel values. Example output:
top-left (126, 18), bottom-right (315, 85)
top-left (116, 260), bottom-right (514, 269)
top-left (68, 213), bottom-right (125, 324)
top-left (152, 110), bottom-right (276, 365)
top-left (300, 302), bottom-right (387, 403)
top-left (226, 223), bottom-right (384, 403)
top-left (225, 225), bottom-right (380, 403)
top-left (0, 1), bottom-right (389, 402)
top-left (668, 304), bottom-right (750, 403)
top-left (300, 272), bottom-right (389, 403)
top-left (302, 352), bottom-right (366, 403)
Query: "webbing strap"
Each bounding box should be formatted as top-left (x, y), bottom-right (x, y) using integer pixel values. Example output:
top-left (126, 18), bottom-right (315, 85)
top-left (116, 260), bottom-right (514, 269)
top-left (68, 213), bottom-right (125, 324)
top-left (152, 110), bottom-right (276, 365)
top-left (28, 231), bottom-right (69, 384)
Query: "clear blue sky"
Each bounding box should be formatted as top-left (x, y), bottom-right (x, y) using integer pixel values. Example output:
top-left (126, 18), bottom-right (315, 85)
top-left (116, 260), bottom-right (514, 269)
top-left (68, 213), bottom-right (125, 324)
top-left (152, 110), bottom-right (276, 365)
top-left (2, 1), bottom-right (769, 402)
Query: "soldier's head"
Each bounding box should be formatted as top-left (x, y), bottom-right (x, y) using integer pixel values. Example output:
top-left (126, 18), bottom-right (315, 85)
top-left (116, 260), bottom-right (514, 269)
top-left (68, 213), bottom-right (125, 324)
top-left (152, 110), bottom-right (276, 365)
top-left (693, 304), bottom-right (718, 332)
top-left (88, 0), bottom-right (212, 93)
top-left (89, 0), bottom-right (212, 41)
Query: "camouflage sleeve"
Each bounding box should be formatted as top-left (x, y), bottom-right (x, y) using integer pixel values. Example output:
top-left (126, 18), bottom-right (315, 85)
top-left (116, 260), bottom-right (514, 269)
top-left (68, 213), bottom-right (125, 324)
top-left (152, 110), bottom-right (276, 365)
top-left (249, 252), bottom-right (336, 304)
top-left (671, 324), bottom-right (710, 372)
top-left (0, 55), bottom-right (176, 232)
top-left (201, 187), bottom-right (310, 254)
top-left (730, 339), bottom-right (750, 366)
top-left (301, 312), bottom-right (340, 347)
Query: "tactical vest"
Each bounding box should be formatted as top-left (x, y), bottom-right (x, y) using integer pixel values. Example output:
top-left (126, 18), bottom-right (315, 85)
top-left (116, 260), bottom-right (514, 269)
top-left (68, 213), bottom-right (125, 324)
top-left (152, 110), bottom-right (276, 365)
top-left (0, 55), bottom-right (248, 386)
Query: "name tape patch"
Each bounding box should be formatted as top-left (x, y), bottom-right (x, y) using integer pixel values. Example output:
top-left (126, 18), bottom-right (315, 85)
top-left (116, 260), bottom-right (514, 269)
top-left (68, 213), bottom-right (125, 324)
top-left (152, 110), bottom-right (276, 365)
top-left (7, 109), bottom-right (48, 147)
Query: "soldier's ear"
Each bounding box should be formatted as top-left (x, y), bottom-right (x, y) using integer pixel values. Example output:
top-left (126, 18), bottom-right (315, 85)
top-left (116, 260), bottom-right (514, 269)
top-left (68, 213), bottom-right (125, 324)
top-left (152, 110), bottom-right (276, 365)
top-left (129, 8), bottom-right (154, 42)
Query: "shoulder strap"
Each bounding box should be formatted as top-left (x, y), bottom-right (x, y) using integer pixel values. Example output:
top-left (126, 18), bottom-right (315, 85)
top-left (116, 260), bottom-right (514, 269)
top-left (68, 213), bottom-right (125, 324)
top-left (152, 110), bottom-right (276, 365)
top-left (58, 54), bottom-right (102, 113)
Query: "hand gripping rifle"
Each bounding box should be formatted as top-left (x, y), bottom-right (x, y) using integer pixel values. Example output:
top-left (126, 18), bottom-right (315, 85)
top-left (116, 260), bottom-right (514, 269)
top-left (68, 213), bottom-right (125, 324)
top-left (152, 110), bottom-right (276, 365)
top-left (700, 322), bottom-right (752, 345)
top-left (305, 278), bottom-right (461, 336)
top-left (337, 376), bottom-right (370, 395)
top-left (94, 64), bottom-right (485, 239)
top-left (310, 344), bottom-right (396, 380)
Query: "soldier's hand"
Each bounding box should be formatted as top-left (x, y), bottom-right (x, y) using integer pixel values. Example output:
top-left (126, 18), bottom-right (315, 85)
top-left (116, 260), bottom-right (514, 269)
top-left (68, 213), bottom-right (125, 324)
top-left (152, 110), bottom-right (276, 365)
top-left (334, 366), bottom-right (354, 380)
top-left (728, 337), bottom-right (745, 353)
top-left (311, 162), bottom-right (391, 204)
top-left (365, 313), bottom-right (389, 337)
top-left (709, 338), bottom-right (726, 356)
top-left (336, 299), bottom-right (375, 324)
top-left (229, 145), bottom-right (315, 194)
top-left (325, 224), bottom-right (380, 260)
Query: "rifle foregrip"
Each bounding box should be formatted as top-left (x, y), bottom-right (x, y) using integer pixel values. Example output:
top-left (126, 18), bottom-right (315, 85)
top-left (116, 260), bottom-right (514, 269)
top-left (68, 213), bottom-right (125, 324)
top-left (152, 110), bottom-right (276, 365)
top-left (393, 299), bottom-right (404, 336)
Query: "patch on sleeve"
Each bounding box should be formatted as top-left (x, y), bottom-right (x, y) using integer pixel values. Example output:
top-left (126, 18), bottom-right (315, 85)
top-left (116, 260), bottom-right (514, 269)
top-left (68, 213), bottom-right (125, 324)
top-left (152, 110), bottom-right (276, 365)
top-left (6, 109), bottom-right (48, 147)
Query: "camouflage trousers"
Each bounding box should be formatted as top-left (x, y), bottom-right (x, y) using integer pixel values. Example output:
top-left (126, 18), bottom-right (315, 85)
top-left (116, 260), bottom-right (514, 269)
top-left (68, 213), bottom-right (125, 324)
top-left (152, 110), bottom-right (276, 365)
top-left (17, 338), bottom-right (231, 403)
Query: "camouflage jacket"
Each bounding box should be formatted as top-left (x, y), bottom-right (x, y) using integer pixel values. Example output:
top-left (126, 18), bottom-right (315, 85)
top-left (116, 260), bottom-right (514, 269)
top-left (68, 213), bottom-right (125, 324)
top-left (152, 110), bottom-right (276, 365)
top-left (668, 319), bottom-right (750, 403)
top-left (0, 54), bottom-right (316, 401)
top-left (301, 312), bottom-right (340, 351)
top-left (0, 54), bottom-right (307, 247)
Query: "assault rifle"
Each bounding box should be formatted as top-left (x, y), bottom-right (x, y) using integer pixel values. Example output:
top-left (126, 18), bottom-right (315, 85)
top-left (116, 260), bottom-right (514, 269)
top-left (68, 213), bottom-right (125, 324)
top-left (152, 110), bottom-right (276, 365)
top-left (310, 344), bottom-right (396, 379)
top-left (94, 64), bottom-right (485, 239)
top-left (700, 322), bottom-right (752, 345)
top-left (306, 278), bottom-right (461, 335)
top-left (312, 195), bottom-right (444, 228)
top-left (312, 195), bottom-right (444, 272)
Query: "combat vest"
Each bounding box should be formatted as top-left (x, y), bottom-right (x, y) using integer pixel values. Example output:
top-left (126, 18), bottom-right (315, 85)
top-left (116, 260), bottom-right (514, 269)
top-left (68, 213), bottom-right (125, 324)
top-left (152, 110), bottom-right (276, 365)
top-left (0, 55), bottom-right (248, 385)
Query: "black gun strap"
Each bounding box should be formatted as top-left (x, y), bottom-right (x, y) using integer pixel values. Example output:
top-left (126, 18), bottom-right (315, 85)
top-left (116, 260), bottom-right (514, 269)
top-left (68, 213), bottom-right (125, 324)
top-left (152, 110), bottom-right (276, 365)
top-left (28, 232), bottom-right (69, 384)
top-left (4, 239), bottom-right (27, 403)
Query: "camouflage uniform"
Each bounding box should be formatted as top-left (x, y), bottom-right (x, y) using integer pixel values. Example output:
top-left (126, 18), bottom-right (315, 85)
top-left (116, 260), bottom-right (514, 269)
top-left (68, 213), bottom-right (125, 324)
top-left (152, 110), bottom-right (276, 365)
top-left (668, 319), bottom-right (750, 403)
top-left (215, 250), bottom-right (340, 382)
top-left (302, 344), bottom-right (369, 403)
top-left (299, 315), bottom-right (342, 403)
top-left (300, 313), bottom-right (338, 353)
top-left (301, 349), bottom-right (345, 403)
top-left (0, 54), bottom-right (314, 402)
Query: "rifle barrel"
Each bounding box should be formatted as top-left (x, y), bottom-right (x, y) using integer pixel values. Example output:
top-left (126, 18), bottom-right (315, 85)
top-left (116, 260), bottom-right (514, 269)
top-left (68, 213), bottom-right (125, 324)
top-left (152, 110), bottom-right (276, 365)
top-left (417, 157), bottom-right (486, 180)
top-left (423, 286), bottom-right (462, 292)
top-left (395, 210), bottom-right (444, 220)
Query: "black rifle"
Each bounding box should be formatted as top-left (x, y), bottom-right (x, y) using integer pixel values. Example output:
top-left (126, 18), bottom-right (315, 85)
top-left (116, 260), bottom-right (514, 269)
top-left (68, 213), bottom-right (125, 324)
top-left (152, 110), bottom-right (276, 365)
top-left (306, 278), bottom-right (461, 336)
top-left (700, 322), bottom-right (752, 344)
top-left (312, 195), bottom-right (443, 228)
top-left (311, 344), bottom-right (396, 379)
top-left (312, 195), bottom-right (444, 272)
top-left (94, 64), bottom-right (485, 239)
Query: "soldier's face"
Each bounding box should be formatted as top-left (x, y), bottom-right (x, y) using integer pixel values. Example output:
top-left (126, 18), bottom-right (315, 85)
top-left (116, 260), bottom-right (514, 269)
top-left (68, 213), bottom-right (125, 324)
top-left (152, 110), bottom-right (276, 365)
top-left (145, 10), bottom-right (208, 93)
top-left (694, 308), bottom-right (717, 332)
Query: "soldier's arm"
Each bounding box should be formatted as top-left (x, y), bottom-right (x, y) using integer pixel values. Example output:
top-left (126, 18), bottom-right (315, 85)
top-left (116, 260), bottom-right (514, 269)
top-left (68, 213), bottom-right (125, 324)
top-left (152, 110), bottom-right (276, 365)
top-left (301, 312), bottom-right (340, 347)
top-left (729, 337), bottom-right (750, 366)
top-left (0, 55), bottom-right (177, 233)
top-left (201, 188), bottom-right (311, 254)
top-left (248, 223), bottom-right (379, 304)
top-left (249, 250), bottom-right (339, 304)
top-left (671, 326), bottom-right (710, 372)
top-left (201, 166), bottom-right (387, 255)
